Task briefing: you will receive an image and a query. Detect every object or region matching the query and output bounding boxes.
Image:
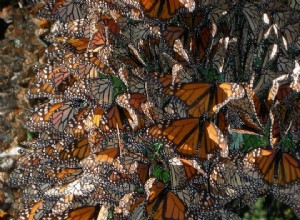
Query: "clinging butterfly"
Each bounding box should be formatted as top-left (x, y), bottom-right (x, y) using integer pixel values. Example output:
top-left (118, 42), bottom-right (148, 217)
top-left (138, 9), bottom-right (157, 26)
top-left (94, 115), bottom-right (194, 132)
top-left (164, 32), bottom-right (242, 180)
top-left (149, 117), bottom-right (228, 159)
top-left (145, 178), bottom-right (187, 220)
top-left (163, 82), bottom-right (245, 117)
top-left (244, 148), bottom-right (300, 185)
top-left (139, 0), bottom-right (195, 20)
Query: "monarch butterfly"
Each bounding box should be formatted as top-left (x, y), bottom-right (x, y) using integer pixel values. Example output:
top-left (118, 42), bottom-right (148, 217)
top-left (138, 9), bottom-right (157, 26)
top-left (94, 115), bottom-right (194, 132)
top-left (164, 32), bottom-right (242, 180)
top-left (95, 147), bottom-right (119, 165)
top-left (58, 138), bottom-right (90, 161)
top-left (64, 108), bottom-right (88, 139)
top-left (31, 67), bottom-right (74, 97)
top-left (162, 26), bottom-right (185, 50)
top-left (173, 39), bottom-right (190, 64)
top-left (46, 178), bottom-right (95, 197)
top-left (55, 0), bottom-right (86, 23)
top-left (139, 0), bottom-right (195, 20)
top-left (65, 206), bottom-right (98, 220)
top-left (163, 82), bottom-right (245, 117)
top-left (44, 100), bottom-right (87, 133)
top-left (23, 200), bottom-right (44, 220)
top-left (210, 157), bottom-right (245, 190)
top-left (56, 74), bottom-right (78, 93)
top-left (244, 148), bottom-right (300, 185)
top-left (169, 157), bottom-right (205, 188)
top-left (44, 167), bottom-right (83, 184)
top-left (145, 178), bottom-right (187, 220)
top-left (241, 2), bottom-right (263, 34)
top-left (116, 93), bottom-right (147, 130)
top-left (277, 56), bottom-right (296, 74)
top-left (149, 117), bottom-right (228, 158)
top-left (85, 78), bottom-right (114, 106)
top-left (181, 11), bottom-right (213, 61)
top-left (175, 189), bottom-right (216, 213)
top-left (99, 16), bottom-right (121, 36)
top-left (118, 67), bottom-right (146, 94)
top-left (162, 10), bottom-right (213, 63)
top-left (61, 29), bottom-right (106, 53)
top-left (73, 63), bottom-right (100, 79)
top-left (84, 106), bottom-right (106, 130)
top-left (113, 153), bottom-right (149, 180)
top-left (138, 37), bottom-right (161, 67)
top-left (282, 22), bottom-right (300, 48)
top-left (269, 94), bottom-right (300, 147)
top-left (63, 37), bottom-right (90, 52)
top-left (228, 82), bottom-right (272, 136)
top-left (62, 18), bottom-right (91, 38)
top-left (108, 170), bottom-right (132, 183)
top-left (214, 107), bottom-right (229, 134)
top-left (35, 65), bottom-right (66, 82)
top-left (49, 66), bottom-right (72, 88)
top-left (162, 97), bottom-right (189, 119)
top-left (231, 77), bottom-right (294, 136)
top-left (141, 101), bottom-right (166, 124)
top-left (79, 51), bottom-right (113, 75)
top-left (209, 37), bottom-right (228, 74)
top-left (121, 22), bottom-right (151, 44)
top-left (105, 105), bottom-right (126, 131)
top-left (28, 82), bottom-right (59, 99)
top-left (25, 103), bottom-right (52, 132)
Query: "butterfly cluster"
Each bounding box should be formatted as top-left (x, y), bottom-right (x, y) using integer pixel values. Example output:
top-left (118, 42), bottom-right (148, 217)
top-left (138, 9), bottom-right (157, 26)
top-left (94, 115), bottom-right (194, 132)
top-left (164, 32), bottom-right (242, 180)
top-left (9, 0), bottom-right (300, 219)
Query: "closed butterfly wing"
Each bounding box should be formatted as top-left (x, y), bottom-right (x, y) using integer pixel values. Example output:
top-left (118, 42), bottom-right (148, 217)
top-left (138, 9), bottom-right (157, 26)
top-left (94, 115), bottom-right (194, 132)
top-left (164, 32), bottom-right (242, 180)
top-left (59, 138), bottom-right (90, 161)
top-left (56, 0), bottom-right (85, 23)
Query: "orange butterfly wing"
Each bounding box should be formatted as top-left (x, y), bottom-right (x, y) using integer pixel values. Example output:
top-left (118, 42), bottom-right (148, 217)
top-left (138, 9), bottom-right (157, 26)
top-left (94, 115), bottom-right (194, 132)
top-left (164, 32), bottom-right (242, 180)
top-left (163, 192), bottom-right (186, 220)
top-left (149, 118), bottom-right (199, 156)
top-left (59, 138), bottom-right (90, 161)
top-left (199, 121), bottom-right (228, 158)
top-left (105, 105), bottom-right (124, 131)
top-left (213, 83), bottom-right (245, 115)
top-left (149, 118), bottom-right (226, 158)
top-left (162, 26), bottom-right (185, 48)
top-left (67, 38), bottom-right (90, 51)
top-left (140, 0), bottom-right (186, 20)
top-left (164, 83), bottom-right (244, 117)
top-left (66, 206), bottom-right (95, 220)
top-left (279, 153), bottom-right (300, 185)
top-left (28, 200), bottom-right (43, 220)
top-left (95, 148), bottom-right (119, 164)
top-left (164, 83), bottom-right (211, 117)
top-left (245, 149), bottom-right (300, 185)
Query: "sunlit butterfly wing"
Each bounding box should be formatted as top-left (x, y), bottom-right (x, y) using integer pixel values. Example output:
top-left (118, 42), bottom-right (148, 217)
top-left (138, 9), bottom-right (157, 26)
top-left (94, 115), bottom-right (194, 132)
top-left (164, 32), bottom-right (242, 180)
top-left (65, 206), bottom-right (97, 220)
top-left (164, 82), bottom-right (244, 117)
top-left (139, 0), bottom-right (195, 20)
top-left (149, 118), bottom-right (228, 158)
top-left (245, 148), bottom-right (300, 185)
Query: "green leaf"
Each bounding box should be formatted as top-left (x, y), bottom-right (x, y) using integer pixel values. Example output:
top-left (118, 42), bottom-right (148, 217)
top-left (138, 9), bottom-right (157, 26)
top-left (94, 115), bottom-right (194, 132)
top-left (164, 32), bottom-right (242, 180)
top-left (161, 171), bottom-right (170, 183)
top-left (152, 165), bottom-right (170, 183)
top-left (111, 75), bottom-right (126, 97)
top-left (243, 134), bottom-right (266, 152)
top-left (280, 134), bottom-right (294, 151)
top-left (153, 165), bottom-right (163, 178)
